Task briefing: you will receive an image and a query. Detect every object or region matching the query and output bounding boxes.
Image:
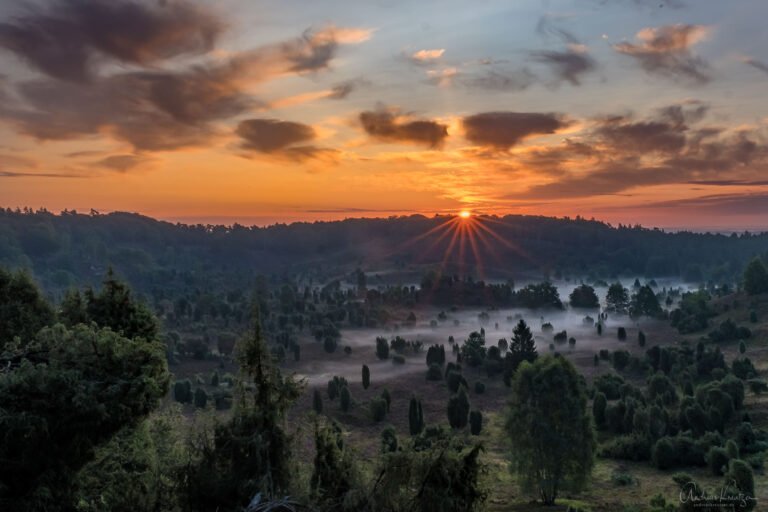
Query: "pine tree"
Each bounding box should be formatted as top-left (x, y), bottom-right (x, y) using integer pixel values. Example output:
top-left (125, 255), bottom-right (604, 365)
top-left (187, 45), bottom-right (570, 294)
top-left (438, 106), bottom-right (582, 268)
top-left (408, 396), bottom-right (424, 435)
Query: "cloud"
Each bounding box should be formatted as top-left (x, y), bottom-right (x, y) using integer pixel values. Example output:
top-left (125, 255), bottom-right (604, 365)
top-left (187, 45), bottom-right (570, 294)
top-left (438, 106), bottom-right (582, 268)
top-left (627, 192), bottom-right (768, 216)
top-left (0, 153), bottom-right (36, 169)
top-left (613, 24), bottom-right (711, 84)
top-left (359, 106), bottom-right (449, 148)
top-left (460, 69), bottom-right (535, 91)
top-left (411, 49), bottom-right (445, 62)
top-left (0, 25), bottom-right (368, 151)
top-left (95, 154), bottom-right (151, 172)
top-left (531, 46), bottom-right (596, 86)
top-left (235, 118), bottom-right (337, 162)
top-left (742, 57), bottom-right (768, 75)
top-left (509, 103), bottom-right (768, 199)
top-left (462, 112), bottom-right (569, 150)
top-left (0, 0), bottom-right (223, 82)
top-left (328, 78), bottom-right (369, 99)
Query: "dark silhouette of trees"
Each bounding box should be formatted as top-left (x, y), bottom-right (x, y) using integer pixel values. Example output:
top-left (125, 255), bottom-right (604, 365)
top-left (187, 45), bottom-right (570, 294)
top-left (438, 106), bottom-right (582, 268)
top-left (569, 284), bottom-right (600, 309)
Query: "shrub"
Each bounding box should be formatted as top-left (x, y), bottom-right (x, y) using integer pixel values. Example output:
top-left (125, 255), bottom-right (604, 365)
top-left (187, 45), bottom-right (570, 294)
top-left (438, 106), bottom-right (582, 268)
top-left (652, 437), bottom-right (676, 469)
top-left (343, 345), bottom-right (352, 355)
top-left (426, 363), bottom-right (442, 381)
top-left (323, 336), bottom-right (338, 353)
top-left (447, 387), bottom-right (470, 429)
top-left (370, 398), bottom-right (387, 422)
top-left (725, 459), bottom-right (755, 509)
top-left (617, 327), bottom-right (627, 341)
top-left (408, 396), bottom-right (424, 435)
top-left (380, 426), bottom-right (398, 453)
top-left (313, 389), bottom-right (323, 414)
top-left (593, 392), bottom-right (607, 429)
top-left (725, 439), bottom-right (739, 459)
top-left (706, 446), bottom-right (729, 476)
top-left (392, 354), bottom-right (406, 365)
top-left (210, 371), bottom-right (219, 387)
top-left (602, 434), bottom-right (651, 461)
top-left (173, 379), bottom-right (192, 403)
top-left (469, 410), bottom-right (482, 435)
top-left (474, 381), bottom-right (486, 394)
top-left (638, 331), bottom-right (646, 347)
top-left (381, 389), bottom-right (391, 412)
top-left (613, 350), bottom-right (630, 371)
top-left (375, 336), bottom-right (389, 359)
top-left (213, 390), bottom-right (233, 410)
top-left (362, 364), bottom-right (370, 389)
top-left (594, 373), bottom-right (624, 399)
top-left (553, 330), bottom-right (567, 343)
top-left (447, 371), bottom-right (468, 393)
top-left (340, 386), bottom-right (352, 412)
top-left (593, 354), bottom-right (599, 366)
top-left (611, 470), bottom-right (635, 486)
top-left (193, 387), bottom-right (208, 408)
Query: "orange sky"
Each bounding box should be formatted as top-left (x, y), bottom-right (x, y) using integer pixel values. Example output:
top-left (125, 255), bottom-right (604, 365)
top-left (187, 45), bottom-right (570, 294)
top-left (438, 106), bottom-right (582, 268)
top-left (1, 0), bottom-right (767, 230)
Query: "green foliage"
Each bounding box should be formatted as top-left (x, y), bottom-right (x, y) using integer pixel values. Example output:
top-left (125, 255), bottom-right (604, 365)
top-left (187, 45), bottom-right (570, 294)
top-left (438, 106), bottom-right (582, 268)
top-left (504, 319), bottom-right (538, 382)
top-left (606, 283), bottom-right (630, 313)
top-left (447, 386), bottom-right (470, 429)
top-left (362, 364), bottom-right (371, 389)
top-left (73, 412), bottom-right (185, 512)
top-left (409, 396), bottom-right (424, 435)
top-left (193, 387), bottom-right (208, 408)
top-left (380, 426), bottom-right (398, 453)
top-left (515, 282), bottom-right (563, 309)
top-left (505, 355), bottom-right (596, 505)
top-left (313, 388), bottom-right (324, 414)
top-left (181, 312), bottom-right (302, 512)
top-left (81, 269), bottom-right (159, 341)
top-left (709, 318), bottom-right (751, 343)
top-left (594, 373), bottom-right (625, 400)
top-left (447, 370), bottom-right (468, 393)
top-left (743, 257), bottom-right (768, 295)
top-left (340, 386), bottom-right (352, 412)
top-left (370, 397), bottom-right (388, 423)
top-left (593, 392), bottom-right (607, 429)
top-left (426, 363), bottom-right (443, 381)
top-left (425, 344), bottom-right (446, 366)
top-left (460, 331), bottom-right (486, 367)
top-left (725, 459), bottom-right (756, 511)
top-left (174, 379), bottom-right (192, 403)
top-left (375, 336), bottom-right (389, 360)
top-left (311, 420), bottom-right (360, 509)
top-left (617, 327), bottom-right (627, 341)
top-left (323, 336), bottom-right (338, 353)
top-left (630, 285), bottom-right (663, 318)
top-left (706, 446), bottom-right (729, 475)
top-left (371, 439), bottom-right (486, 512)
top-left (469, 410), bottom-right (483, 435)
top-left (652, 437), bottom-right (677, 469)
top-left (613, 349), bottom-right (630, 370)
top-left (381, 388), bottom-right (391, 412)
top-left (569, 284), bottom-right (599, 308)
top-left (0, 268), bottom-right (54, 349)
top-left (0, 322), bottom-right (169, 510)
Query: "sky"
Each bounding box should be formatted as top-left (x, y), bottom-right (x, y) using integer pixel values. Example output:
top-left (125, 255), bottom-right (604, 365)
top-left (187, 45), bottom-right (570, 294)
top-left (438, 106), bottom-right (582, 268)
top-left (0, 0), bottom-right (767, 230)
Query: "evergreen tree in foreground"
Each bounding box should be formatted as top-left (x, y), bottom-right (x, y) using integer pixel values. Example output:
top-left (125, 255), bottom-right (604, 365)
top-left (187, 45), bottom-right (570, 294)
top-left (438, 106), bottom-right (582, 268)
top-left (182, 307), bottom-right (303, 512)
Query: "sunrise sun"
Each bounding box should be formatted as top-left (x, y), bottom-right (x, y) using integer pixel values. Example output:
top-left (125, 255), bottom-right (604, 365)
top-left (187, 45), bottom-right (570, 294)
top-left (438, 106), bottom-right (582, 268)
top-left (459, 210), bottom-right (471, 219)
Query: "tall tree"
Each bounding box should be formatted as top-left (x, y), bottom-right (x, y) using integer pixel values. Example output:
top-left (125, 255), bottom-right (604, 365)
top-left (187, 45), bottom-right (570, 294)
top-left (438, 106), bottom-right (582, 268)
top-left (630, 285), bottom-right (663, 318)
top-left (505, 355), bottom-right (595, 505)
top-left (182, 307), bottom-right (303, 512)
top-left (569, 284), bottom-right (599, 309)
top-left (504, 319), bottom-right (538, 383)
top-left (0, 268), bottom-right (54, 349)
top-left (743, 257), bottom-right (768, 295)
top-left (0, 271), bottom-right (169, 511)
top-left (606, 283), bottom-right (630, 313)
